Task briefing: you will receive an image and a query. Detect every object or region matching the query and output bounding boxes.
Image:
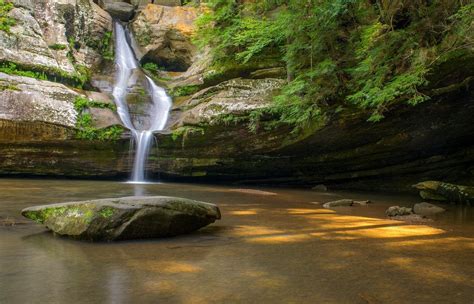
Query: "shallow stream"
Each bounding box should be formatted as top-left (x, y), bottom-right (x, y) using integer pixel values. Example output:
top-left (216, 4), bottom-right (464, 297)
top-left (1, 178), bottom-right (473, 303)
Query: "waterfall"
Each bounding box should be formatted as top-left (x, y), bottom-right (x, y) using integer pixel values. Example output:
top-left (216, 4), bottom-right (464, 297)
top-left (112, 22), bottom-right (172, 183)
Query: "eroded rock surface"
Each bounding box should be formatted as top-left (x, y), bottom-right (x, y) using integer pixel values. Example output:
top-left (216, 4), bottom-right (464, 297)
top-left (22, 196), bottom-right (221, 241)
top-left (0, 73), bottom-right (78, 136)
top-left (173, 78), bottom-right (285, 126)
top-left (0, 73), bottom-right (121, 141)
top-left (130, 4), bottom-right (199, 71)
top-left (103, 1), bottom-right (135, 21)
top-left (2, 0), bottom-right (112, 74)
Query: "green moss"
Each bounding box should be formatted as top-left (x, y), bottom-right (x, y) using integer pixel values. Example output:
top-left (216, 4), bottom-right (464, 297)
top-left (171, 126), bottom-right (205, 141)
top-left (24, 211), bottom-right (42, 224)
top-left (0, 83), bottom-right (20, 91)
top-left (48, 44), bottom-right (67, 51)
top-left (0, 61), bottom-right (90, 89)
top-left (74, 96), bottom-right (116, 112)
top-left (99, 207), bottom-right (115, 218)
top-left (169, 85), bottom-right (200, 97)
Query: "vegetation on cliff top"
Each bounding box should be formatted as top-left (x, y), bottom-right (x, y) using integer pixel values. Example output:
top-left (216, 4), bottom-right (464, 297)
top-left (195, 0), bottom-right (474, 128)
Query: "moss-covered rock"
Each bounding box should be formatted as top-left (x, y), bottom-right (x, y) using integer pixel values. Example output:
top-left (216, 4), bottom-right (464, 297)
top-left (413, 181), bottom-right (474, 205)
top-left (22, 196), bottom-right (221, 241)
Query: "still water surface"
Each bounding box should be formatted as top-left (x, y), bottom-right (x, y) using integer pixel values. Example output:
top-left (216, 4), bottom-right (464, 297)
top-left (0, 179), bottom-right (473, 303)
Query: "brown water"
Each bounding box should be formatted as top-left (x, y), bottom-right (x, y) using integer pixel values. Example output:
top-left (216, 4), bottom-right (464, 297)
top-left (0, 178), bottom-right (473, 304)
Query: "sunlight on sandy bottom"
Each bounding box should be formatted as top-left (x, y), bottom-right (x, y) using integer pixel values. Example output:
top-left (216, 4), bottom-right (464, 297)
top-left (225, 208), bottom-right (447, 244)
top-left (127, 261), bottom-right (202, 274)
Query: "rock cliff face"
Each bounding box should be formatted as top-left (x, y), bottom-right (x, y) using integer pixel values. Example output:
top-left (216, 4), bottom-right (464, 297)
top-left (130, 4), bottom-right (199, 71)
top-left (0, 2), bottom-right (472, 193)
top-left (1, 0), bottom-right (112, 74)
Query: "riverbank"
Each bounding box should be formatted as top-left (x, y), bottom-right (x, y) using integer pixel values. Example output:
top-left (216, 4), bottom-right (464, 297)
top-left (1, 178), bottom-right (473, 303)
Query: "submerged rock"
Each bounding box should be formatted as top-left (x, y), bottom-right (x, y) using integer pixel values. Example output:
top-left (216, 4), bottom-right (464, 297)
top-left (323, 199), bottom-right (370, 208)
top-left (312, 184), bottom-right (328, 191)
top-left (413, 202), bottom-right (446, 216)
top-left (413, 181), bottom-right (474, 205)
top-left (385, 206), bottom-right (413, 217)
top-left (21, 196), bottom-right (221, 241)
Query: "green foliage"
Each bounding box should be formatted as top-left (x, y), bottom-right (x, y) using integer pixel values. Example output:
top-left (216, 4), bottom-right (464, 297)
top-left (101, 31), bottom-right (114, 61)
top-left (75, 113), bottom-right (123, 141)
top-left (0, 61), bottom-right (89, 88)
top-left (195, 0), bottom-right (474, 127)
top-left (195, 0), bottom-right (285, 64)
top-left (142, 62), bottom-right (163, 73)
top-left (169, 85), bottom-right (200, 97)
top-left (0, 0), bottom-right (15, 33)
top-left (74, 96), bottom-right (116, 112)
top-left (0, 62), bottom-right (47, 80)
top-left (74, 96), bottom-right (122, 141)
top-left (48, 44), bottom-right (67, 51)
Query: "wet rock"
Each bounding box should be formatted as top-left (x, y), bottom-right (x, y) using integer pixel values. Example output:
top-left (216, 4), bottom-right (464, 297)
top-left (413, 202), bottom-right (446, 216)
top-left (385, 206), bottom-right (413, 217)
top-left (104, 2), bottom-right (135, 21)
top-left (323, 199), bottom-right (353, 208)
top-left (21, 196), bottom-right (221, 241)
top-left (322, 199), bottom-right (370, 208)
top-left (312, 184), bottom-right (328, 191)
top-left (413, 181), bottom-right (474, 205)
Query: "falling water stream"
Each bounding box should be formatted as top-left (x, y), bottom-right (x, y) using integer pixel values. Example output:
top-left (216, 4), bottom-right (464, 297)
top-left (112, 22), bottom-right (172, 183)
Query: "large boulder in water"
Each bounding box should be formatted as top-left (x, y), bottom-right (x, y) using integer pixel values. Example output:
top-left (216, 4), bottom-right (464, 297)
top-left (413, 181), bottom-right (474, 205)
top-left (21, 196), bottom-right (221, 241)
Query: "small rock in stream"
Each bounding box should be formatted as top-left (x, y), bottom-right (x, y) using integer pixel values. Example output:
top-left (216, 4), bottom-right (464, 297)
top-left (413, 202), bottom-right (446, 216)
top-left (323, 199), bottom-right (371, 208)
top-left (385, 206), bottom-right (413, 217)
top-left (312, 184), bottom-right (328, 191)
